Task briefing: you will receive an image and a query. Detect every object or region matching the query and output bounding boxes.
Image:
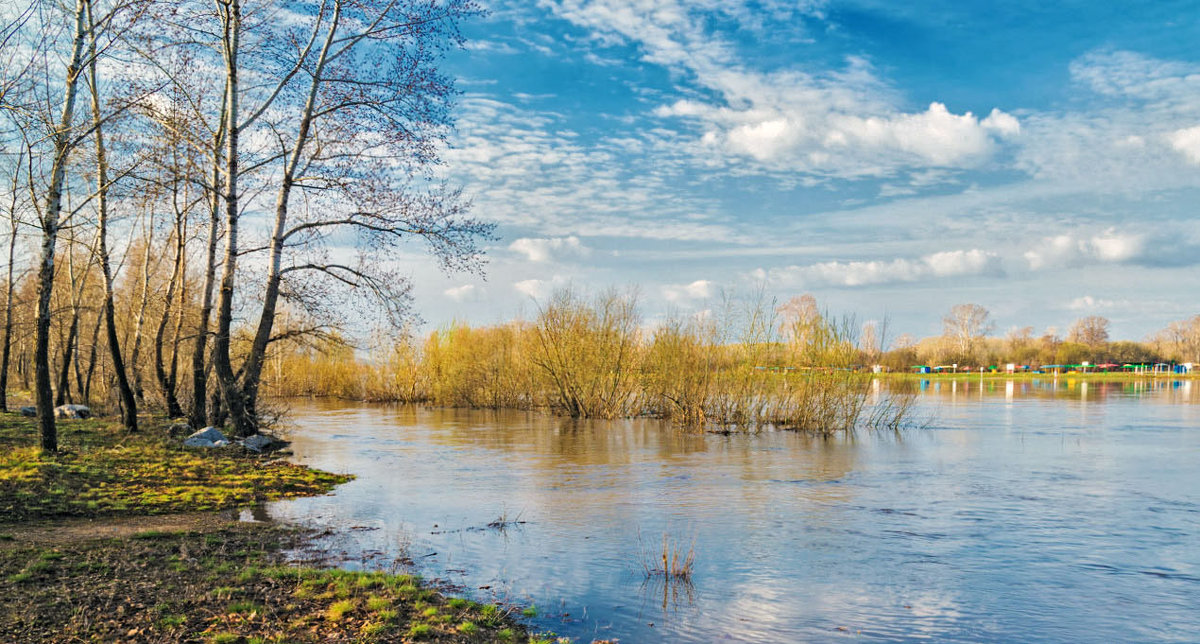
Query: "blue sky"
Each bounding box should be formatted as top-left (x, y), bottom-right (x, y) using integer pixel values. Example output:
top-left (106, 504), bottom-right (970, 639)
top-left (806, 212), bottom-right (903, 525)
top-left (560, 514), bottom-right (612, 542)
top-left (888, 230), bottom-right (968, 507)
top-left (404, 0), bottom-right (1200, 342)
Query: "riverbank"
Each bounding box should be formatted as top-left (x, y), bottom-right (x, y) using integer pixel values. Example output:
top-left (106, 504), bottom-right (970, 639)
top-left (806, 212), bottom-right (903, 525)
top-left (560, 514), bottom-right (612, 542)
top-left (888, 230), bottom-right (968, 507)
top-left (877, 371), bottom-right (1198, 381)
top-left (0, 414), bottom-right (545, 643)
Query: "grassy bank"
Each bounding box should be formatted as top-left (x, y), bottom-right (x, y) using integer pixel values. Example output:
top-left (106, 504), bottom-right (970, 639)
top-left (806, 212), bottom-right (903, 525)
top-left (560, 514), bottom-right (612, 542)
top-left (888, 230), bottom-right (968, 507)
top-left (0, 414), bottom-right (351, 522)
top-left (0, 522), bottom-right (538, 643)
top-left (0, 414), bottom-right (552, 643)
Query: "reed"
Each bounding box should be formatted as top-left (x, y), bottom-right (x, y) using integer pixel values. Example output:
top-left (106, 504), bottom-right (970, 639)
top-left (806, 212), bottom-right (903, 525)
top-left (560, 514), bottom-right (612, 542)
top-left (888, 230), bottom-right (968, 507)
top-left (642, 532), bottom-right (696, 580)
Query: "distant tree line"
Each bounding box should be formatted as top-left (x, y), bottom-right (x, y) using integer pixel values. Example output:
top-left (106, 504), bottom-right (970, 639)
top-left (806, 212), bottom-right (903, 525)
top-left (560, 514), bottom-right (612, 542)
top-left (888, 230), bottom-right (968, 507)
top-left (878, 304), bottom-right (1200, 372)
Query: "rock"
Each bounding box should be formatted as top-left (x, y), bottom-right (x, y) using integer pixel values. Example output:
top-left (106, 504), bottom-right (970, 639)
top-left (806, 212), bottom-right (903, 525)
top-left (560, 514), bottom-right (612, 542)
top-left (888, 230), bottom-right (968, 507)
top-left (183, 426), bottom-right (227, 448)
top-left (19, 406), bottom-right (36, 417)
top-left (54, 404), bottom-right (92, 419)
top-left (240, 433), bottom-right (290, 454)
top-left (166, 421), bottom-right (192, 438)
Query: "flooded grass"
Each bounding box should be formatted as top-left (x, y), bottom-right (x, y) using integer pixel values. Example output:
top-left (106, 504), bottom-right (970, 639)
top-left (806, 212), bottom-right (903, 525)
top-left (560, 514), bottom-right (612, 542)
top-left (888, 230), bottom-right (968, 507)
top-left (642, 532), bottom-right (696, 581)
top-left (264, 289), bottom-right (919, 435)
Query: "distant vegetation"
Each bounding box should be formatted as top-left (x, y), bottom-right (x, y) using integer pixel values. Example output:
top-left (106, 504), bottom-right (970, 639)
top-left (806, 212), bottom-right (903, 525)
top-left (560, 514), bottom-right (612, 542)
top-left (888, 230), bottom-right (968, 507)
top-left (262, 291), bottom-right (1199, 430)
top-left (264, 289), bottom-right (921, 435)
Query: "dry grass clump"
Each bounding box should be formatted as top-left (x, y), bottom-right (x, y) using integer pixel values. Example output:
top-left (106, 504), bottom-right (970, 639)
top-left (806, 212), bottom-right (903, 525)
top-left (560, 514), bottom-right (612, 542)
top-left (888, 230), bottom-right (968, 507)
top-left (641, 532), bottom-right (696, 581)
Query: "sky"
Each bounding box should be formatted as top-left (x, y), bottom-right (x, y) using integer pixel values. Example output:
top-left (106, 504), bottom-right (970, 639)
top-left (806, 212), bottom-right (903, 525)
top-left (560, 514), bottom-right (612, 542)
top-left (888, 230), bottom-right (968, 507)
top-left (401, 0), bottom-right (1200, 342)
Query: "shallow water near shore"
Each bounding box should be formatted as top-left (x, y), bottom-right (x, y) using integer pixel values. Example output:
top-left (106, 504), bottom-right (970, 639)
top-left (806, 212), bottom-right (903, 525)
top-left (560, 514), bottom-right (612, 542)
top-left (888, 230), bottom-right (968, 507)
top-left (267, 378), bottom-right (1200, 642)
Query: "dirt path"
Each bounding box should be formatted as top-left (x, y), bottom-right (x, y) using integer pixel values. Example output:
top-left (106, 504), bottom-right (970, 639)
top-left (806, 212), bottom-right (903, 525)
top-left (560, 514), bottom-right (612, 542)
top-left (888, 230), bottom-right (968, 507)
top-left (0, 510), bottom-right (253, 547)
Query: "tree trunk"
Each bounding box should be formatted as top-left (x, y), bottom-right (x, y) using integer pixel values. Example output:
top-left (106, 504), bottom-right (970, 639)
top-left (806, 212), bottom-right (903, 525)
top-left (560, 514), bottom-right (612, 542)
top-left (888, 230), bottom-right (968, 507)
top-left (0, 167), bottom-right (19, 413)
top-left (128, 214), bottom-right (152, 405)
top-left (55, 236), bottom-right (80, 406)
top-left (87, 1), bottom-right (137, 430)
top-left (154, 220), bottom-right (185, 418)
top-left (35, 0), bottom-right (90, 452)
top-left (239, 3), bottom-right (338, 426)
top-left (82, 302), bottom-right (102, 403)
top-left (213, 0), bottom-right (250, 436)
top-left (189, 138), bottom-right (222, 429)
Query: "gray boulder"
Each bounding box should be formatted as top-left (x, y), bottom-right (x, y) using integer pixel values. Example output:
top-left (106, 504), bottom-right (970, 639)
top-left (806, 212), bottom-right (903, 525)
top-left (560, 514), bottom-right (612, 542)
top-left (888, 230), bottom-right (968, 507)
top-left (240, 433), bottom-right (290, 454)
top-left (167, 421), bottom-right (192, 438)
top-left (54, 404), bottom-right (91, 419)
top-left (19, 406), bottom-right (36, 417)
top-left (183, 426), bottom-right (228, 448)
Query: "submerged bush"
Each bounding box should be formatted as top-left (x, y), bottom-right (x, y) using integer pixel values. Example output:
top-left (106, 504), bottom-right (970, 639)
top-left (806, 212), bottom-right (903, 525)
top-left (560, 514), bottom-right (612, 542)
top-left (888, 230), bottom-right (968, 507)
top-left (261, 288), bottom-right (917, 434)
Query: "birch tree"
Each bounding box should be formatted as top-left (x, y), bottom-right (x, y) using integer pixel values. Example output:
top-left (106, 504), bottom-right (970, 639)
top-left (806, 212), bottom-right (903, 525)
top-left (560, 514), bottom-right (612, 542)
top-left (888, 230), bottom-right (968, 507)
top-left (219, 0), bottom-right (488, 436)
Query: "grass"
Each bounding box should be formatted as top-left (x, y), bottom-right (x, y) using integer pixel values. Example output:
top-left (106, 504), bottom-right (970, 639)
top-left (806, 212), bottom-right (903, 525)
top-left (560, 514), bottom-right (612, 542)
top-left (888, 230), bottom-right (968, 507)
top-left (642, 532), bottom-right (696, 581)
top-left (0, 524), bottom-right (529, 643)
top-left (0, 415), bottom-right (352, 522)
top-left (487, 507), bottom-right (527, 530)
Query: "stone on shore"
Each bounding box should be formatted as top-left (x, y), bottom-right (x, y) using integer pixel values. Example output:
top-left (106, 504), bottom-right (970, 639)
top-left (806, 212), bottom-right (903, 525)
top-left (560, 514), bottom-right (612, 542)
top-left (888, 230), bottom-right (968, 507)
top-left (54, 404), bottom-right (92, 419)
top-left (183, 426), bottom-right (228, 448)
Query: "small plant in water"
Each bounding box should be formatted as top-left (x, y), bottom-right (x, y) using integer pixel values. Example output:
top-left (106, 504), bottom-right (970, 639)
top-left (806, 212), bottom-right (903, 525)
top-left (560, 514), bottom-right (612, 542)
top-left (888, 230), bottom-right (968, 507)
top-left (642, 532), bottom-right (695, 580)
top-left (486, 506), bottom-right (527, 530)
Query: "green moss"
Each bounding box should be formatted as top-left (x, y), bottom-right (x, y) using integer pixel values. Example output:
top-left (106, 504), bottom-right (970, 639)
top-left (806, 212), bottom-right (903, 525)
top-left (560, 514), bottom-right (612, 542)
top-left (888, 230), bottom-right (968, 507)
top-left (408, 623), bottom-right (433, 639)
top-left (226, 600), bottom-right (261, 614)
top-left (326, 598), bottom-right (356, 622)
top-left (157, 614), bottom-right (186, 628)
top-left (522, 605), bottom-right (538, 618)
top-left (0, 415), bottom-right (352, 522)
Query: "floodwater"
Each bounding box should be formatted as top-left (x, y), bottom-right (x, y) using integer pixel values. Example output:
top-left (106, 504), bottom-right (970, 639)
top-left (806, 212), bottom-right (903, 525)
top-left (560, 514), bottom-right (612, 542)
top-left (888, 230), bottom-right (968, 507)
top-left (267, 378), bottom-right (1200, 642)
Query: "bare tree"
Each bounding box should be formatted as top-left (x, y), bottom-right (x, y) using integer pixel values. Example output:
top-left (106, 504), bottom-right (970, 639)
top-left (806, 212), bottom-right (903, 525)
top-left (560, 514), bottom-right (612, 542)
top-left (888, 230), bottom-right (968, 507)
top-left (26, 0), bottom-right (92, 452)
top-left (1067, 315), bottom-right (1110, 348)
top-left (0, 149), bottom-right (26, 412)
top-left (84, 0), bottom-right (138, 429)
top-left (942, 303), bottom-right (993, 361)
top-left (220, 0), bottom-right (488, 436)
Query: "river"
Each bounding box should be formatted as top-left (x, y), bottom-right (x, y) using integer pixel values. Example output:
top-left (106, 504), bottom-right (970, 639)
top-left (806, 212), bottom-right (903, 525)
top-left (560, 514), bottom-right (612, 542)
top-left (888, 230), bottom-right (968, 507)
top-left (266, 378), bottom-right (1200, 642)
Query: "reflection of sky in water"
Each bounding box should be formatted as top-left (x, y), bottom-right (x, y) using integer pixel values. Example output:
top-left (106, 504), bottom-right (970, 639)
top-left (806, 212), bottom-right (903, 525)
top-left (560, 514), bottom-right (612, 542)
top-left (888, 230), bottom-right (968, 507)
top-left (269, 382), bottom-right (1200, 643)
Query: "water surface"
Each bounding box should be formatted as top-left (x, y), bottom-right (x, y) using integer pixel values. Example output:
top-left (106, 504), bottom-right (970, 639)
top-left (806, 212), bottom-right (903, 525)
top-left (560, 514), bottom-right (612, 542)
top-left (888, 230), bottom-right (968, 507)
top-left (268, 379), bottom-right (1200, 642)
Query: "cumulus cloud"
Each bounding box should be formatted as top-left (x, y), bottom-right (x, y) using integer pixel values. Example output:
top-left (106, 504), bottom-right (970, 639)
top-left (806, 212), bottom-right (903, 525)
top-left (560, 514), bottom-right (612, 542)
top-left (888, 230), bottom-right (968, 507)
top-left (758, 249), bottom-right (1002, 288)
top-left (508, 235), bottom-right (590, 262)
top-left (662, 279), bottom-right (714, 303)
top-left (550, 0), bottom-right (1017, 176)
top-left (513, 276), bottom-right (570, 301)
top-left (444, 284), bottom-right (481, 302)
top-left (1024, 229), bottom-right (1145, 270)
top-left (1169, 125), bottom-right (1200, 164)
top-left (1067, 295), bottom-right (1130, 311)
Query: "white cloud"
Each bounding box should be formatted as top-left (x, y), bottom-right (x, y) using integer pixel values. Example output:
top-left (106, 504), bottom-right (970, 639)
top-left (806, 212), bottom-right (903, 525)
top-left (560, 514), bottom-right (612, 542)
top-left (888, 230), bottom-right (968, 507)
top-left (512, 276), bottom-right (569, 301)
top-left (759, 249), bottom-right (1002, 288)
top-left (1169, 125), bottom-right (1200, 164)
top-left (443, 97), bottom-right (742, 243)
top-left (549, 0), bottom-right (1016, 177)
top-left (444, 284), bottom-right (481, 302)
top-left (661, 279), bottom-right (714, 303)
top-left (508, 235), bottom-right (590, 262)
top-left (1014, 51), bottom-right (1200, 190)
top-left (1023, 229), bottom-right (1145, 270)
top-left (1067, 295), bottom-right (1129, 311)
